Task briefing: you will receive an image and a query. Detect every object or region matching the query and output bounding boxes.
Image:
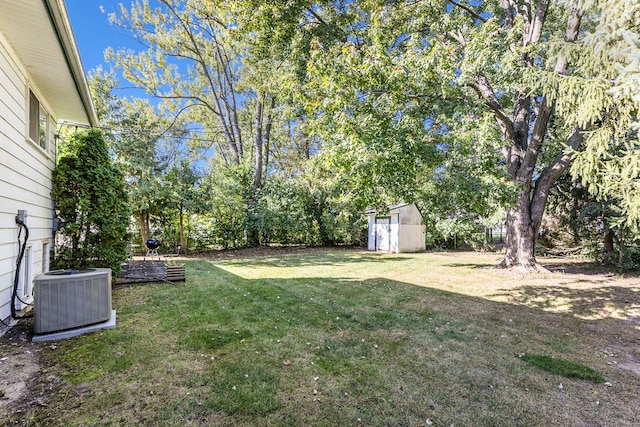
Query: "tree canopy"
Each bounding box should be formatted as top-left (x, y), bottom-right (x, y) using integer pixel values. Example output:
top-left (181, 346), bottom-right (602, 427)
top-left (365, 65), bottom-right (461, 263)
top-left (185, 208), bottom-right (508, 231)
top-left (83, 0), bottom-right (640, 269)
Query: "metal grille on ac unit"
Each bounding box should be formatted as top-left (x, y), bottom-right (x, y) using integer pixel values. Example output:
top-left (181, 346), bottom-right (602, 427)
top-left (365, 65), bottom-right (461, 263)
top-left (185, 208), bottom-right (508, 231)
top-left (33, 268), bottom-right (112, 334)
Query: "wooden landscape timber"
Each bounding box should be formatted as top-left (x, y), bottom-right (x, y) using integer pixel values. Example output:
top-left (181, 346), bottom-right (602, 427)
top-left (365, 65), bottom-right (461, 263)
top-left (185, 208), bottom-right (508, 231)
top-left (116, 261), bottom-right (185, 284)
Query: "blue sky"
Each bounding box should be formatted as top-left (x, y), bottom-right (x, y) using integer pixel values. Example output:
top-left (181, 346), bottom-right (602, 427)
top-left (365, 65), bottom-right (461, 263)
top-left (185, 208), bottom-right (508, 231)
top-left (66, 1), bottom-right (139, 86)
top-left (65, 1), bottom-right (211, 161)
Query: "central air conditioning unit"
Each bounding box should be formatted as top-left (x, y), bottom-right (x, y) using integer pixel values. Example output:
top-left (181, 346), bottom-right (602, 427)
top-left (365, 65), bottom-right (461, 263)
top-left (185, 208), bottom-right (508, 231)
top-left (33, 268), bottom-right (112, 334)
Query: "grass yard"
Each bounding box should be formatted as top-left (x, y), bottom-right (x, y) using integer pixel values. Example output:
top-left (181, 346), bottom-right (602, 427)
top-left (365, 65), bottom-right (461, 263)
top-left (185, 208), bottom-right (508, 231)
top-left (3, 249), bottom-right (640, 426)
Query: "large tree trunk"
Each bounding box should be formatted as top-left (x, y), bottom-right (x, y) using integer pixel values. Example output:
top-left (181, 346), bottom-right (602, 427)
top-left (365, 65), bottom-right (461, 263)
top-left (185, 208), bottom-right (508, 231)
top-left (468, 0), bottom-right (583, 271)
top-left (251, 96), bottom-right (276, 202)
top-left (139, 210), bottom-right (150, 244)
top-left (617, 230), bottom-right (625, 266)
top-left (263, 96), bottom-right (276, 180)
top-left (501, 189), bottom-right (538, 269)
top-left (603, 230), bottom-right (615, 263)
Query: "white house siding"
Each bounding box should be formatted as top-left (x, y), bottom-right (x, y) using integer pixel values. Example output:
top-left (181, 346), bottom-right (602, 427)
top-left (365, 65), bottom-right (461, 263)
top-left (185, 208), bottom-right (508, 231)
top-left (0, 31), bottom-right (56, 323)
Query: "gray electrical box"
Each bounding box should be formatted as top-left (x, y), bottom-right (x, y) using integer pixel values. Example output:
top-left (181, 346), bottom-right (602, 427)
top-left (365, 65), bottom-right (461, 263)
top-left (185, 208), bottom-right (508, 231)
top-left (17, 210), bottom-right (27, 223)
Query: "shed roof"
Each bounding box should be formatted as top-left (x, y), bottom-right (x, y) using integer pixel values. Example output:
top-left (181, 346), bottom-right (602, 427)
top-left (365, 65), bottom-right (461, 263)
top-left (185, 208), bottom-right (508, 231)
top-left (364, 203), bottom-right (411, 215)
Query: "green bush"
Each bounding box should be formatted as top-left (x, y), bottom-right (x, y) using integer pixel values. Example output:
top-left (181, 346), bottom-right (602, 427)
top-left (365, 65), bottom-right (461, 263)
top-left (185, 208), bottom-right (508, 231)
top-left (254, 176), bottom-right (317, 246)
top-left (52, 129), bottom-right (131, 279)
top-left (171, 164), bottom-right (367, 250)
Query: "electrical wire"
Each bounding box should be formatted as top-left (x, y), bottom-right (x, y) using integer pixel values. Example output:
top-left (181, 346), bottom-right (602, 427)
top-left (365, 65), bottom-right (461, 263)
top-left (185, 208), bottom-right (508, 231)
top-left (0, 314), bottom-right (11, 328)
top-left (11, 216), bottom-right (33, 320)
top-left (16, 223), bottom-right (33, 305)
top-left (14, 224), bottom-right (34, 307)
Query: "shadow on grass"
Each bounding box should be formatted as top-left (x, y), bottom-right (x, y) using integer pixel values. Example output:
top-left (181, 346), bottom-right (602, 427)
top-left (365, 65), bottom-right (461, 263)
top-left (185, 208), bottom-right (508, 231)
top-left (178, 258), bottom-right (640, 337)
top-left (520, 354), bottom-right (605, 383)
top-left (542, 260), bottom-right (625, 276)
top-left (11, 256), bottom-right (640, 427)
top-left (213, 251), bottom-right (413, 268)
top-left (442, 262), bottom-right (495, 269)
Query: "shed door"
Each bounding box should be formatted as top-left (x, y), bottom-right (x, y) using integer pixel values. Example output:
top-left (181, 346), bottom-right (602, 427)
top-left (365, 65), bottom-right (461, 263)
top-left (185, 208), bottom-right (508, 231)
top-left (375, 217), bottom-right (391, 251)
top-left (367, 215), bottom-right (376, 251)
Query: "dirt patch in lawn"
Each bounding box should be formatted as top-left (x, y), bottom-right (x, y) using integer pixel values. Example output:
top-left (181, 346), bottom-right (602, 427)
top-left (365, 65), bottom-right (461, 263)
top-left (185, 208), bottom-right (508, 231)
top-left (0, 319), bottom-right (63, 420)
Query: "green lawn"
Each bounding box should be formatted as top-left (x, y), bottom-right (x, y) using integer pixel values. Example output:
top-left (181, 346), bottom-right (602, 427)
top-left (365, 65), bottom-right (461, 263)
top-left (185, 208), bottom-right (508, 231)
top-left (9, 250), bottom-right (640, 426)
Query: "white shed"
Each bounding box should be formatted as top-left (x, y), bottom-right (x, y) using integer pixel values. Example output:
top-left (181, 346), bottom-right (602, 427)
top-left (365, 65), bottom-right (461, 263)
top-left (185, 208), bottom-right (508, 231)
top-left (365, 203), bottom-right (426, 253)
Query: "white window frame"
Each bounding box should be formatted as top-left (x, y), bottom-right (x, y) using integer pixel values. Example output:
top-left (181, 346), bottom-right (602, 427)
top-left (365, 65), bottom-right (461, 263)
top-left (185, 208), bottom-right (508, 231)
top-left (27, 88), bottom-right (50, 151)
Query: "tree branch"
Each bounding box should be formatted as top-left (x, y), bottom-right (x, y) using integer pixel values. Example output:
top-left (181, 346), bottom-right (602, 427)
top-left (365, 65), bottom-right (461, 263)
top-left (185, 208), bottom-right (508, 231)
top-left (448, 0), bottom-right (487, 22)
top-left (528, 0), bottom-right (550, 44)
top-left (448, 29), bottom-right (466, 46)
top-left (530, 126), bottom-right (584, 231)
top-left (305, 7), bottom-right (348, 39)
top-left (521, 0), bottom-right (581, 178)
top-left (499, 0), bottom-right (515, 29)
top-left (468, 72), bottom-right (515, 140)
top-left (521, 0), bottom-right (532, 31)
top-left (161, 0), bottom-right (239, 161)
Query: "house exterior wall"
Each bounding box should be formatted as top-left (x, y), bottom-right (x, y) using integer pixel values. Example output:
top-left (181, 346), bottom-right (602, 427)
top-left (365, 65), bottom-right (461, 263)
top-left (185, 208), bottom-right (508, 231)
top-left (0, 31), bottom-right (56, 324)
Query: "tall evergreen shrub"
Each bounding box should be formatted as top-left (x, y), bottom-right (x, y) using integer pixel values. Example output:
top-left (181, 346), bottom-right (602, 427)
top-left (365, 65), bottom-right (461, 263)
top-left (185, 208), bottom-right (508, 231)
top-left (52, 129), bottom-right (130, 278)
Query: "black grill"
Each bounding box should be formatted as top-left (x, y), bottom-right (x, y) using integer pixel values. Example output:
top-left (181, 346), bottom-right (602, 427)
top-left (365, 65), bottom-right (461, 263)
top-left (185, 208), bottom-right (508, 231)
top-left (145, 238), bottom-right (160, 250)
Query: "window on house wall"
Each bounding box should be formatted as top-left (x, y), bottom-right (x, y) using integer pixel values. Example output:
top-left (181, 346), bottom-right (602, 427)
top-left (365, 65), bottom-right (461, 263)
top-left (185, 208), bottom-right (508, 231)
top-left (28, 89), bottom-right (49, 150)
